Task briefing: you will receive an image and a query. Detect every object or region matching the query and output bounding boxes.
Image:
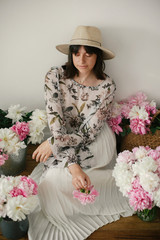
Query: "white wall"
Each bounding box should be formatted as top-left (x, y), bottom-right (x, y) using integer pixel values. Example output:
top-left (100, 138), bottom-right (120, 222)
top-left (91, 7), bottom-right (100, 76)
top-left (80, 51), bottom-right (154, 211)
top-left (1, 0), bottom-right (160, 112)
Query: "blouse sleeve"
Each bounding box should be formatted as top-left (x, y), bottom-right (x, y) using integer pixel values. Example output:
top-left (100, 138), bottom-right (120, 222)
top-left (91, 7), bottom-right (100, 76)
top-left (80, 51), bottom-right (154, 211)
top-left (45, 67), bottom-right (116, 166)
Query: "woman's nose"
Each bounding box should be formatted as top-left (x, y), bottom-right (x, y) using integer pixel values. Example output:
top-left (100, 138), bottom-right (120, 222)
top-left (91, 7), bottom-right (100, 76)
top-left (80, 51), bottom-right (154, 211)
top-left (79, 54), bottom-right (85, 63)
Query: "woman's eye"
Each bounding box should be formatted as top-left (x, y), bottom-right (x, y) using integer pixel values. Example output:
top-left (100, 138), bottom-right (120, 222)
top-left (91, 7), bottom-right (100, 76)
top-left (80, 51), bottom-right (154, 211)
top-left (86, 53), bottom-right (91, 57)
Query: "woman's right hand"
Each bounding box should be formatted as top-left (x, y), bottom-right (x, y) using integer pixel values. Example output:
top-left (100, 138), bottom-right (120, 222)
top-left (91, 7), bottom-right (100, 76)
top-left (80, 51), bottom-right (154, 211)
top-left (32, 140), bottom-right (52, 162)
top-left (68, 164), bottom-right (91, 190)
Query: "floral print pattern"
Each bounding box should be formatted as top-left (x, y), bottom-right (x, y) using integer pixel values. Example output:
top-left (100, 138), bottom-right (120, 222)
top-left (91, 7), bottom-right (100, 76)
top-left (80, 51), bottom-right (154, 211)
top-left (44, 67), bottom-right (116, 169)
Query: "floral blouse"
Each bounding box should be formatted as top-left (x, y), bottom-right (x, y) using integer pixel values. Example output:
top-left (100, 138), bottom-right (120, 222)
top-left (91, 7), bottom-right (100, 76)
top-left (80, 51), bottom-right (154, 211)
top-left (44, 67), bottom-right (116, 169)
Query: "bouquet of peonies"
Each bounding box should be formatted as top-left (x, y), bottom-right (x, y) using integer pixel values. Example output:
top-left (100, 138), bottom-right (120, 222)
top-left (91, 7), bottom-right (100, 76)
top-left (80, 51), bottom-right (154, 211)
top-left (0, 104), bottom-right (48, 166)
top-left (112, 146), bottom-right (160, 213)
top-left (108, 92), bottom-right (158, 136)
top-left (0, 175), bottom-right (39, 221)
top-left (73, 185), bottom-right (99, 205)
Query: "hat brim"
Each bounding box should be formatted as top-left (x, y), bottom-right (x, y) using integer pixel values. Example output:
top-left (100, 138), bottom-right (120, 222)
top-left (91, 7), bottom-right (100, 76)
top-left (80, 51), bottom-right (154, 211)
top-left (56, 43), bottom-right (115, 60)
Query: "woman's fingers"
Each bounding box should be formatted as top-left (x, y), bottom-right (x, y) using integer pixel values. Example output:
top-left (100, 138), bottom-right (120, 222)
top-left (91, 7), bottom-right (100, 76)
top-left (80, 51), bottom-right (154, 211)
top-left (32, 140), bottom-right (52, 162)
top-left (73, 175), bottom-right (91, 190)
top-left (85, 175), bottom-right (91, 187)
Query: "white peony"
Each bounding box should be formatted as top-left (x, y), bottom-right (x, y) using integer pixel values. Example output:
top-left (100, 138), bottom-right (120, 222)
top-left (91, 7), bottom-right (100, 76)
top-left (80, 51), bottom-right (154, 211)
top-left (133, 147), bottom-right (148, 160)
top-left (28, 122), bottom-right (45, 144)
top-left (112, 162), bottom-right (134, 197)
top-left (139, 172), bottom-right (159, 194)
top-left (0, 128), bottom-right (15, 150)
top-left (6, 195), bottom-right (39, 221)
top-left (132, 156), bottom-right (158, 176)
top-left (6, 104), bottom-right (26, 123)
top-left (0, 128), bottom-right (26, 155)
top-left (0, 177), bottom-right (14, 196)
top-left (149, 100), bottom-right (156, 108)
top-left (129, 106), bottom-right (148, 120)
top-left (30, 109), bottom-right (47, 127)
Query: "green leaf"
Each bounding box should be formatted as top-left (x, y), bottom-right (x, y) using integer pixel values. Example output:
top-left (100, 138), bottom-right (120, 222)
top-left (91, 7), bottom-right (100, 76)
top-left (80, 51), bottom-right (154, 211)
top-left (0, 109), bottom-right (12, 128)
top-left (22, 111), bottom-right (33, 122)
top-left (80, 189), bottom-right (85, 193)
top-left (150, 127), bottom-right (157, 134)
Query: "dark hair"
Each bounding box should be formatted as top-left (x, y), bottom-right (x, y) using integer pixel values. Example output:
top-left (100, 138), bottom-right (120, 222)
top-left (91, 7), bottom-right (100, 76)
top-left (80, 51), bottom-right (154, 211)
top-left (64, 45), bottom-right (106, 80)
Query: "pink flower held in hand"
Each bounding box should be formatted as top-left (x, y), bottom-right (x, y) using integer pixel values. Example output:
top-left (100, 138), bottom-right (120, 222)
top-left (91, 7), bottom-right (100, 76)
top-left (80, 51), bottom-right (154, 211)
top-left (73, 185), bottom-right (99, 205)
top-left (11, 121), bottom-right (30, 141)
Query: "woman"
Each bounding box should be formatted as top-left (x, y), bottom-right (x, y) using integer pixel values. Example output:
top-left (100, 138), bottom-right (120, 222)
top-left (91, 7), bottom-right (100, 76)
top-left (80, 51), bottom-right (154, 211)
top-left (28, 26), bottom-right (133, 240)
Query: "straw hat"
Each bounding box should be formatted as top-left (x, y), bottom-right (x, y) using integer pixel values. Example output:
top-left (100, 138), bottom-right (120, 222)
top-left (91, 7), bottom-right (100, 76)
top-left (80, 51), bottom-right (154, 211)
top-left (56, 25), bottom-right (115, 60)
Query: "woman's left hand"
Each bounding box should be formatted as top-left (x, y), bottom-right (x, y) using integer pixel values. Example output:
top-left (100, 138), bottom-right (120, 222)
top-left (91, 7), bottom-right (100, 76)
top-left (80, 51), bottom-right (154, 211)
top-left (68, 164), bottom-right (91, 190)
top-left (32, 140), bottom-right (52, 162)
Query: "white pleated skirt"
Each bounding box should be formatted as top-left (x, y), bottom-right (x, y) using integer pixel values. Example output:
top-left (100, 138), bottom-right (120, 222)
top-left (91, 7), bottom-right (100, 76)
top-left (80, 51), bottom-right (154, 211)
top-left (28, 123), bottom-right (134, 240)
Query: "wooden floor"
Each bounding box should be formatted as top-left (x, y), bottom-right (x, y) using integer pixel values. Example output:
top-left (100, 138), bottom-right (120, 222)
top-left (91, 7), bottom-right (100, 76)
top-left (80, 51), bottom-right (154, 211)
top-left (0, 144), bottom-right (160, 240)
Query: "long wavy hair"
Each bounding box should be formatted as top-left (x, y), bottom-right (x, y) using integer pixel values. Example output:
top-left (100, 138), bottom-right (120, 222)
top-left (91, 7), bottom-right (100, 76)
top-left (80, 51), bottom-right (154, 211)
top-left (64, 45), bottom-right (106, 80)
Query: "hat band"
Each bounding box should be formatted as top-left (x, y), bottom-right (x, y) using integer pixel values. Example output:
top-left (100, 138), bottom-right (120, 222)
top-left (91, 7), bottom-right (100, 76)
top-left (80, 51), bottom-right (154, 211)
top-left (70, 38), bottom-right (101, 47)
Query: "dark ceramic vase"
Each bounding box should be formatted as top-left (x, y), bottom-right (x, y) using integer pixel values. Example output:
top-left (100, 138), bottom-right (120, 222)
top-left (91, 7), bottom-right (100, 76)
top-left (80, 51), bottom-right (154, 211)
top-left (0, 217), bottom-right (29, 240)
top-left (0, 148), bottom-right (27, 176)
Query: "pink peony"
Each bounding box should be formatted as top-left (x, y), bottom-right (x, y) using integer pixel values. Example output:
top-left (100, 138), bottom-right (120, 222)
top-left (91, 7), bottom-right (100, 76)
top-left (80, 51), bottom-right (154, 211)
top-left (20, 176), bottom-right (38, 195)
top-left (156, 146), bottom-right (160, 152)
top-left (128, 92), bottom-right (148, 108)
top-left (0, 149), bottom-right (8, 166)
top-left (128, 179), bottom-right (153, 211)
top-left (129, 118), bottom-right (149, 135)
top-left (120, 104), bottom-right (132, 118)
top-left (73, 185), bottom-right (99, 205)
top-left (11, 122), bottom-right (29, 141)
top-left (145, 103), bottom-right (157, 116)
top-left (10, 187), bottom-right (27, 197)
top-left (0, 153), bottom-right (8, 166)
top-left (148, 149), bottom-right (160, 161)
top-left (108, 115), bottom-right (123, 135)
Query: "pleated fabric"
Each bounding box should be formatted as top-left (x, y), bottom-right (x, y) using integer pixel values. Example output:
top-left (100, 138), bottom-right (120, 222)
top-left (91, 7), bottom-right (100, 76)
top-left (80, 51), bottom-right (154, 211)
top-left (28, 124), bottom-right (134, 240)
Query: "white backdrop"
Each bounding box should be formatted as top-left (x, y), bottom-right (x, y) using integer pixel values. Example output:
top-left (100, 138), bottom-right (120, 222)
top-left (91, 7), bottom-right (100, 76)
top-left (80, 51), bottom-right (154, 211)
top-left (1, 0), bottom-right (160, 112)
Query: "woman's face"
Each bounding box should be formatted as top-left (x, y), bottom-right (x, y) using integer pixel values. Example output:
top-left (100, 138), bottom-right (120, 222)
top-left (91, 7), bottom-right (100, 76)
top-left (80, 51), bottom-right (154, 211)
top-left (72, 46), bottom-right (97, 75)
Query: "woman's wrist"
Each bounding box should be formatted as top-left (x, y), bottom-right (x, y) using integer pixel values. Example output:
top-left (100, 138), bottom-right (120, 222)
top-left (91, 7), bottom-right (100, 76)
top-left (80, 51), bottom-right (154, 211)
top-left (68, 163), bottom-right (82, 175)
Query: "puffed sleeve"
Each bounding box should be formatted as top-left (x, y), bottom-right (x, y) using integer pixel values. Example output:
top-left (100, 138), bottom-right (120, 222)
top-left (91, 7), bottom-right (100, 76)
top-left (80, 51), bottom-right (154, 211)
top-left (45, 67), bottom-right (116, 166)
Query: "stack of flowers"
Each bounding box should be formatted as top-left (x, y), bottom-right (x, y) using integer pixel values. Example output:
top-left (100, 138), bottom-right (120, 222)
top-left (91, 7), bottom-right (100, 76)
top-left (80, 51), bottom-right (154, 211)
top-left (108, 92), bottom-right (158, 136)
top-left (0, 175), bottom-right (38, 221)
top-left (112, 146), bottom-right (160, 218)
top-left (73, 185), bottom-right (99, 205)
top-left (0, 104), bottom-right (48, 166)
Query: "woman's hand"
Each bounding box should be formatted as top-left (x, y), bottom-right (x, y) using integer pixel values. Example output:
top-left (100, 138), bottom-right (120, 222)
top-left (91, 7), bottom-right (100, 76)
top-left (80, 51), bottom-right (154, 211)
top-left (32, 140), bottom-right (52, 162)
top-left (68, 164), bottom-right (91, 190)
